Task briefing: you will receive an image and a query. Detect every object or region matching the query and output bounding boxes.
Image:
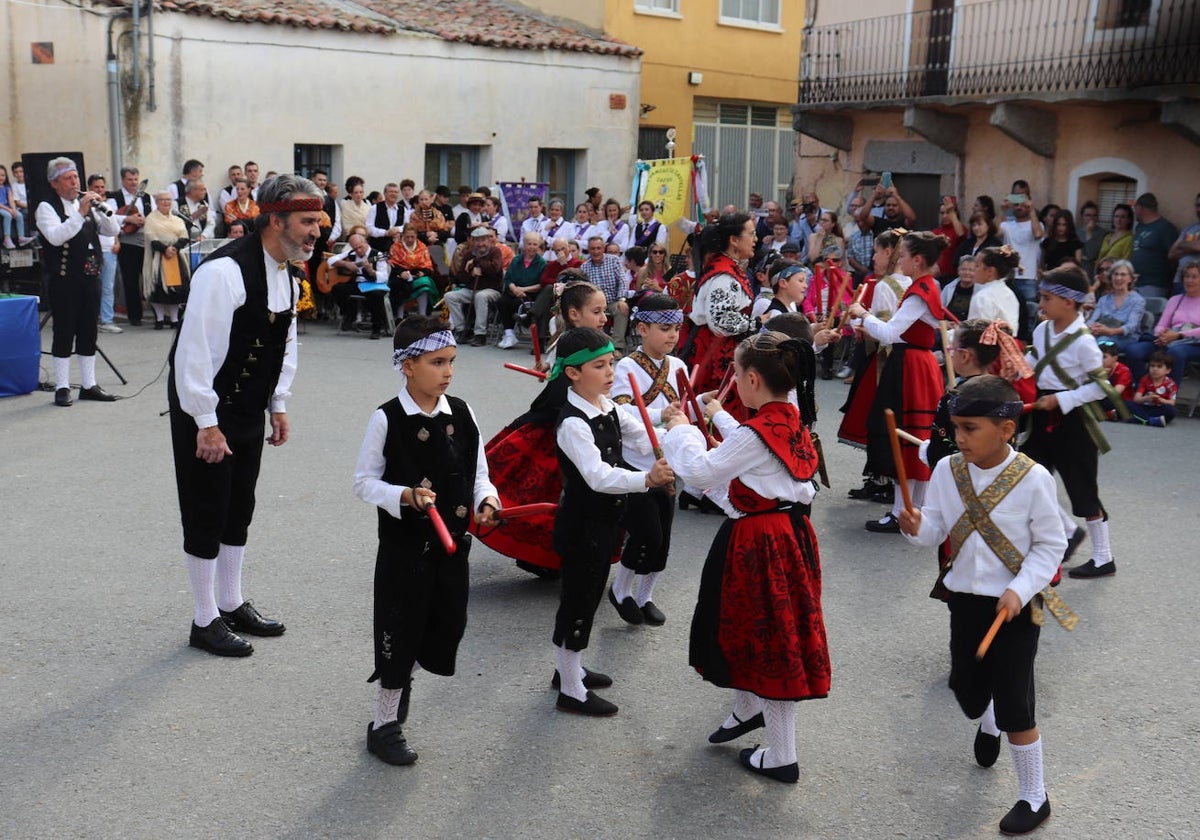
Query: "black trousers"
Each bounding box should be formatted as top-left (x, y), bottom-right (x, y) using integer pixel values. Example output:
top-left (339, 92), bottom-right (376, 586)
top-left (1021, 399), bottom-right (1103, 518)
top-left (168, 386), bottom-right (266, 560)
top-left (49, 272), bottom-right (100, 357)
top-left (553, 513), bottom-right (623, 651)
top-left (332, 283), bottom-right (387, 330)
top-left (620, 487), bottom-right (673, 573)
top-left (116, 244), bottom-right (145, 324)
top-left (948, 592), bottom-right (1039, 732)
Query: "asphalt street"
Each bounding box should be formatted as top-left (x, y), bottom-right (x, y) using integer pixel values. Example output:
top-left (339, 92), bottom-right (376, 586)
top-left (1, 320), bottom-right (1197, 839)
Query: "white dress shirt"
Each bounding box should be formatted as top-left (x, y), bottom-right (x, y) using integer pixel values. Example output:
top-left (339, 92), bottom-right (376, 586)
top-left (597, 219), bottom-right (632, 253)
top-left (968, 280), bottom-right (1021, 332)
top-left (859, 288), bottom-right (940, 345)
top-left (611, 353), bottom-right (689, 471)
top-left (557, 389), bottom-right (654, 494)
top-left (904, 447), bottom-right (1066, 606)
top-left (566, 221), bottom-right (597, 253)
top-left (35, 195), bottom-right (120, 246)
top-left (367, 203), bottom-right (403, 240)
top-left (491, 215), bottom-right (513, 243)
top-left (1025, 314), bottom-right (1106, 414)
top-left (173, 248), bottom-right (299, 429)
top-left (870, 273), bottom-right (912, 322)
top-left (539, 216), bottom-right (571, 247)
top-left (184, 197), bottom-right (214, 240)
top-left (353, 385), bottom-right (499, 520)
top-left (520, 213), bottom-right (547, 243)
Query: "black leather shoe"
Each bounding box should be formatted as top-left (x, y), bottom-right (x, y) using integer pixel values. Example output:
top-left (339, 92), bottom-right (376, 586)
top-left (738, 746), bottom-right (799, 783)
top-left (556, 690), bottom-right (618, 716)
top-left (154, 320), bottom-right (164, 330)
top-left (219, 601), bottom-right (286, 636)
top-left (974, 725), bottom-right (1001, 768)
top-left (77, 385), bottom-right (118, 402)
top-left (708, 711), bottom-right (765, 744)
top-left (871, 484), bottom-right (895, 504)
top-left (640, 601), bottom-right (666, 626)
top-left (370, 330), bottom-right (381, 340)
top-left (54, 388), bottom-right (73, 407)
top-left (848, 481), bottom-right (881, 500)
top-left (999, 797), bottom-right (1051, 835)
top-left (1067, 559), bottom-right (1115, 579)
top-left (1062, 525), bottom-right (1087, 564)
top-left (189, 618), bottom-right (253, 657)
top-left (865, 513), bottom-right (901, 533)
top-left (367, 721), bottom-right (418, 765)
top-left (608, 587), bottom-right (644, 625)
top-left (551, 668), bottom-right (613, 690)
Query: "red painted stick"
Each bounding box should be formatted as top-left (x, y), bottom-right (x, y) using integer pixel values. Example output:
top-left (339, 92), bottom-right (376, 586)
top-left (676, 369), bottom-right (718, 448)
top-left (823, 264), bottom-right (851, 331)
top-left (504, 362), bottom-right (547, 380)
top-left (494, 502), bottom-right (558, 520)
top-left (627, 372), bottom-right (663, 458)
top-left (884, 408), bottom-right (914, 514)
top-left (689, 364), bottom-right (701, 389)
top-left (424, 502), bottom-right (457, 555)
top-left (530, 323), bottom-right (542, 367)
top-left (716, 365), bottom-right (737, 403)
top-left (1023, 403), bottom-right (1035, 414)
top-left (838, 278), bottom-right (871, 329)
top-left (976, 607), bottom-right (1009, 660)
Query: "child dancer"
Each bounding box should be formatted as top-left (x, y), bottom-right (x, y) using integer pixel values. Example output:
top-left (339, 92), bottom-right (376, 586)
top-left (479, 279), bottom-right (610, 577)
top-left (752, 260), bottom-right (810, 322)
top-left (970, 247), bottom-right (1024, 336)
top-left (609, 294), bottom-right (688, 625)
top-left (663, 330), bottom-right (828, 784)
top-left (352, 315), bottom-right (501, 766)
top-left (1127, 349), bottom-right (1178, 426)
top-left (551, 327), bottom-right (674, 715)
top-left (848, 231), bottom-right (948, 533)
top-left (899, 375), bottom-right (1069, 835)
top-left (1024, 266), bottom-right (1125, 579)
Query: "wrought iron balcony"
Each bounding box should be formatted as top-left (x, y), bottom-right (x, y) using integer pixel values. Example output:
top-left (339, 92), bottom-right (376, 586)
top-left (799, 0), bottom-right (1200, 106)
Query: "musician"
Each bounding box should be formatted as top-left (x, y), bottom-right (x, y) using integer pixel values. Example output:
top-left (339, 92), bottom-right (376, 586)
top-left (367, 183), bottom-right (405, 253)
top-left (329, 232), bottom-right (392, 339)
top-left (178, 180), bottom-right (214, 241)
top-left (112, 166), bottom-right (152, 326)
top-left (169, 174), bottom-right (324, 657)
top-left (168, 159), bottom-right (206, 202)
top-left (35, 157), bottom-right (121, 406)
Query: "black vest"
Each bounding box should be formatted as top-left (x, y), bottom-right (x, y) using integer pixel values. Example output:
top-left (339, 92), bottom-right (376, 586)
top-left (555, 401), bottom-right (630, 520)
top-left (168, 232), bottom-right (296, 419)
top-left (369, 203), bottom-right (401, 250)
top-left (41, 194), bottom-right (102, 280)
top-left (378, 395), bottom-right (479, 547)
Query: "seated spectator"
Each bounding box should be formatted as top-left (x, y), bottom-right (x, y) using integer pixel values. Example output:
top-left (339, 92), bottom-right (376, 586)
top-left (0, 164), bottom-right (34, 248)
top-left (454, 192), bottom-right (489, 245)
top-left (638, 242), bottom-right (670, 291)
top-left (1097, 340), bottom-right (1133, 419)
top-left (1127, 350), bottom-right (1178, 426)
top-left (178, 178), bottom-right (214, 240)
top-left (444, 227), bottom-right (505, 345)
top-left (1039, 209), bottom-right (1083, 277)
top-left (565, 202), bottom-right (597, 254)
top-left (1167, 192), bottom-right (1200, 296)
top-left (623, 245), bottom-right (647, 294)
top-left (1125, 261), bottom-right (1200, 382)
top-left (1097, 203), bottom-right (1134, 264)
top-left (406, 189), bottom-right (452, 247)
top-left (539, 199), bottom-right (571, 248)
top-left (222, 178), bottom-right (259, 225)
top-left (941, 254), bottom-right (977, 322)
top-left (496, 231), bottom-right (549, 349)
top-left (328, 232), bottom-right (391, 339)
top-left (388, 227), bottom-right (438, 316)
top-left (9, 161), bottom-right (30, 232)
top-left (807, 210), bottom-right (845, 265)
top-left (582, 234), bottom-right (631, 352)
top-left (485, 195), bottom-right (512, 244)
top-left (1086, 259), bottom-right (1146, 356)
top-left (226, 219), bottom-right (248, 239)
top-left (451, 185), bottom-right (473, 219)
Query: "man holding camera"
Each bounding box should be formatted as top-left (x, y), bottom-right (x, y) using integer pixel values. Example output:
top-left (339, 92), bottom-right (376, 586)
top-left (856, 182), bottom-right (917, 237)
top-left (34, 157), bottom-right (121, 406)
top-left (999, 184), bottom-right (1044, 303)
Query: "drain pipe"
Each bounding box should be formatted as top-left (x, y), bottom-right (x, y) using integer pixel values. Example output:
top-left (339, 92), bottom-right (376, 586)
top-left (106, 9), bottom-right (130, 178)
top-left (147, 0), bottom-right (156, 111)
top-left (131, 0), bottom-right (140, 92)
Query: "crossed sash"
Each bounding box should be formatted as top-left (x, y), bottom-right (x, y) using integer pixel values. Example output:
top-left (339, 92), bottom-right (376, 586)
top-left (1029, 327), bottom-right (1129, 453)
top-left (947, 453), bottom-right (1078, 631)
top-left (613, 351), bottom-right (678, 407)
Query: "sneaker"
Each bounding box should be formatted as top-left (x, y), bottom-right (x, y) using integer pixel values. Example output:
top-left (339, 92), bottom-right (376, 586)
top-left (18, 236), bottom-right (37, 247)
top-left (835, 364), bottom-right (853, 379)
top-left (2, 236), bottom-right (14, 249)
top-left (1147, 416), bottom-right (1166, 427)
top-left (498, 330), bottom-right (518, 349)
top-left (98, 322), bottom-right (123, 334)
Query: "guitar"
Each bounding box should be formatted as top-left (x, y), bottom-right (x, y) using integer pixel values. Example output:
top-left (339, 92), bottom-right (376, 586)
top-left (118, 179), bottom-right (150, 234)
top-left (315, 252), bottom-right (358, 294)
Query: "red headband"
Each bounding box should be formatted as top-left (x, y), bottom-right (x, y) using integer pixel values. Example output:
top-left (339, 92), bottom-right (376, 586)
top-left (258, 196), bottom-right (323, 213)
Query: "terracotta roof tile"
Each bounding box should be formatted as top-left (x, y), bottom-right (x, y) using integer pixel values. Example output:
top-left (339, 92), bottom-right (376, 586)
top-left (95, 0), bottom-right (640, 55)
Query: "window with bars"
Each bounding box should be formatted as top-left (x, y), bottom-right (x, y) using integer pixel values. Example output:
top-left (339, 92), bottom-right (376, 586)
top-left (1097, 177), bottom-right (1137, 221)
top-left (294, 144), bottom-right (334, 181)
top-left (719, 0), bottom-right (781, 27)
top-left (694, 101), bottom-right (794, 209)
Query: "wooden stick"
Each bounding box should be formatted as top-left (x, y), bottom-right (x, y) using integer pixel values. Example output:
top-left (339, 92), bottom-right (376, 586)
top-left (493, 503), bottom-right (557, 521)
top-left (838, 280), bottom-right (871, 330)
top-left (884, 408), bottom-right (914, 514)
top-left (689, 364), bottom-right (701, 389)
top-left (628, 372), bottom-right (663, 458)
top-left (975, 607), bottom-right (1009, 660)
top-left (424, 503), bottom-right (457, 555)
top-left (530, 323), bottom-right (542, 367)
top-left (940, 320), bottom-right (956, 383)
top-left (504, 362), bottom-right (547, 380)
top-left (895, 428), bottom-right (924, 447)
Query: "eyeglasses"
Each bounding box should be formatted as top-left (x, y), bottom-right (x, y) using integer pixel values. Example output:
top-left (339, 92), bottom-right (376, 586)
top-left (650, 249), bottom-right (666, 254)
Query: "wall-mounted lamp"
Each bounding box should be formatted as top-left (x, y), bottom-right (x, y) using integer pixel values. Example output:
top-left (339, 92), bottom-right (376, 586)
top-left (687, 72), bottom-right (703, 85)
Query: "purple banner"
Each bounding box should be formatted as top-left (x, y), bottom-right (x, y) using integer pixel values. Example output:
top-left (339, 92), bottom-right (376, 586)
top-left (497, 182), bottom-right (548, 242)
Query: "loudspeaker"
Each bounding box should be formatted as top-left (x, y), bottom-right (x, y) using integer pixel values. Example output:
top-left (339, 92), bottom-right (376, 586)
top-left (21, 151), bottom-right (86, 237)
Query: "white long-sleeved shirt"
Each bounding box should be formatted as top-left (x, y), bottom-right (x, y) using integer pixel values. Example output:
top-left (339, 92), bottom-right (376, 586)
top-left (35, 195), bottom-right (120, 247)
top-left (353, 386), bottom-right (498, 520)
top-left (903, 447), bottom-right (1066, 606)
top-left (1025, 314), bottom-right (1106, 414)
top-left (597, 219), bottom-right (632, 253)
top-left (968, 280), bottom-right (1021, 330)
top-left (611, 353), bottom-right (689, 471)
top-left (366, 203), bottom-right (403, 240)
top-left (557, 388), bottom-right (654, 495)
top-left (870, 273), bottom-right (913, 322)
top-left (173, 248), bottom-right (298, 429)
top-left (661, 408), bottom-right (818, 519)
top-left (859, 287), bottom-right (940, 345)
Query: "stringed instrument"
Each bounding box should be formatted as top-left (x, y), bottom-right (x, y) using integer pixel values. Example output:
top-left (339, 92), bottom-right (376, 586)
top-left (118, 179), bottom-right (150, 234)
top-left (316, 249), bottom-right (385, 294)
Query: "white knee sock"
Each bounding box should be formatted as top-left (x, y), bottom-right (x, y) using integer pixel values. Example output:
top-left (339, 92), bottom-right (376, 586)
top-left (216, 543), bottom-right (246, 611)
top-left (53, 356), bottom-right (71, 390)
top-left (760, 699), bottom-right (798, 768)
top-left (373, 685), bottom-right (404, 729)
top-left (979, 698), bottom-right (1000, 736)
top-left (634, 572), bottom-right (659, 607)
top-left (721, 689), bottom-right (763, 730)
top-left (150, 302), bottom-right (167, 321)
top-left (79, 355), bottom-right (97, 389)
top-left (555, 644), bottom-right (586, 701)
top-left (1086, 517), bottom-right (1112, 565)
top-left (416, 294), bottom-right (428, 315)
top-left (611, 564), bottom-right (635, 601)
top-left (1009, 737), bottom-right (1047, 808)
top-left (910, 479), bottom-right (927, 508)
top-left (186, 553), bottom-right (219, 627)
top-left (1058, 504), bottom-right (1076, 536)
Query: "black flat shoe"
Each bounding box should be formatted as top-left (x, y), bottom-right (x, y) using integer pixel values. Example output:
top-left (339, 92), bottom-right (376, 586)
top-left (551, 668), bottom-right (613, 690)
top-left (999, 797), bottom-right (1050, 835)
top-left (77, 385), bottom-right (118, 402)
top-left (1062, 526), bottom-right (1086, 564)
top-left (1067, 559), bottom-right (1115, 579)
top-left (608, 587), bottom-right (644, 625)
top-left (556, 690), bottom-right (618, 716)
top-left (738, 746), bottom-right (799, 783)
top-left (54, 388), bottom-right (73, 407)
top-left (974, 725), bottom-right (1001, 768)
top-left (708, 711), bottom-right (765, 744)
top-left (189, 618), bottom-right (253, 657)
top-left (154, 320), bottom-right (164, 330)
top-left (865, 513), bottom-right (901, 533)
top-left (219, 600), bottom-right (286, 636)
top-left (367, 721), bottom-right (418, 766)
top-left (848, 481), bottom-right (881, 500)
top-left (640, 601), bottom-right (666, 626)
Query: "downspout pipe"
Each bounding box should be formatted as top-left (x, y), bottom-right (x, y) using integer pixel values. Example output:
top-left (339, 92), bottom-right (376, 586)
top-left (105, 9), bottom-right (131, 180)
top-left (147, 0), bottom-right (156, 111)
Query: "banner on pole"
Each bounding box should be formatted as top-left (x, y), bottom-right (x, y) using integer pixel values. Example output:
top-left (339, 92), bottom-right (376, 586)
top-left (497, 182), bottom-right (548, 242)
top-left (636, 158), bottom-right (693, 226)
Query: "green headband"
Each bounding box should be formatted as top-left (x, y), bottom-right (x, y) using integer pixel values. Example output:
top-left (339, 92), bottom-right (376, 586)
top-left (548, 341), bottom-right (615, 381)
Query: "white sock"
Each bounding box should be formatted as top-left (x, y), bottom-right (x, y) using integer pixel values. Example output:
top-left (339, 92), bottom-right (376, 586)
top-left (216, 543), bottom-right (245, 611)
top-left (760, 699), bottom-right (798, 768)
top-left (634, 572), bottom-right (659, 607)
top-left (1009, 737), bottom-right (1047, 809)
top-left (910, 479), bottom-right (927, 508)
top-left (504, 328), bottom-right (515, 339)
top-left (1058, 504), bottom-right (1076, 536)
top-left (416, 294), bottom-right (429, 315)
top-left (889, 483), bottom-right (904, 518)
top-left (1086, 517), bottom-right (1112, 565)
top-left (555, 644), bottom-right (586, 701)
top-left (79, 355), bottom-right (97, 389)
top-left (722, 689), bottom-right (763, 730)
top-left (150, 302), bottom-right (167, 321)
top-left (53, 356), bottom-right (71, 390)
top-left (979, 698), bottom-right (1001, 736)
top-left (186, 553), bottom-right (219, 627)
top-left (373, 686), bottom-right (404, 729)
top-left (611, 564), bottom-right (635, 601)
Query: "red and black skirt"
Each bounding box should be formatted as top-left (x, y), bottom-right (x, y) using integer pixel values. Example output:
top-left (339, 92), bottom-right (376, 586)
top-left (865, 345), bottom-right (942, 482)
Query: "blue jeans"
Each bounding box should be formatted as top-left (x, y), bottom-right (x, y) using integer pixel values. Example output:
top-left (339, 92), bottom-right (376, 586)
top-left (99, 250), bottom-right (118, 324)
top-left (1126, 338), bottom-right (1200, 383)
top-left (0, 206), bottom-right (25, 239)
top-left (1014, 276), bottom-right (1038, 304)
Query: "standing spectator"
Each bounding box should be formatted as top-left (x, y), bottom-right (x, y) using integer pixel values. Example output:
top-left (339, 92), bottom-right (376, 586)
top-left (846, 213), bottom-right (875, 283)
top-left (367, 183), bottom-right (405, 253)
top-left (87, 174), bottom-right (122, 333)
top-left (1039, 209), bottom-right (1083, 277)
top-left (790, 195), bottom-right (822, 243)
top-left (565, 202), bottom-right (598, 254)
top-left (397, 178), bottom-right (417, 218)
top-left (856, 185), bottom-right (916, 238)
top-left (310, 171), bottom-right (340, 246)
top-left (168, 159), bottom-right (206, 202)
top-left (1098, 203), bottom-right (1135, 264)
top-left (953, 210), bottom-right (1003, 266)
top-left (223, 178), bottom-right (260, 226)
top-left (539, 199), bottom-right (571, 249)
top-left (1130, 193), bottom-right (1178, 298)
top-left (217, 164), bottom-right (243, 211)
top-left (807, 211), bottom-right (845, 266)
top-left (520, 197), bottom-right (548, 242)
top-left (1166, 191), bottom-right (1200, 296)
top-left (632, 200), bottom-right (669, 250)
top-left (1086, 260), bottom-right (1145, 357)
top-left (450, 184), bottom-right (473, 219)
top-left (581, 235), bottom-right (631, 353)
top-left (1077, 201), bottom-right (1107, 278)
top-left (341, 177), bottom-right (371, 236)
top-left (111, 166), bottom-right (151, 326)
top-left (243, 161), bottom-right (260, 199)
top-left (932, 198), bottom-right (966, 281)
top-left (445, 227), bottom-right (504, 346)
top-left (999, 193), bottom-right (1044, 302)
top-left (972, 194), bottom-right (997, 222)
top-left (142, 191), bottom-right (191, 330)
top-left (597, 198), bottom-right (632, 253)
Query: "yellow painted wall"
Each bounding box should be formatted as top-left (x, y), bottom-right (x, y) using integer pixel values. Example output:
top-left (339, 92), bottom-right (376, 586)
top-left (605, 0), bottom-right (804, 157)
